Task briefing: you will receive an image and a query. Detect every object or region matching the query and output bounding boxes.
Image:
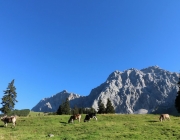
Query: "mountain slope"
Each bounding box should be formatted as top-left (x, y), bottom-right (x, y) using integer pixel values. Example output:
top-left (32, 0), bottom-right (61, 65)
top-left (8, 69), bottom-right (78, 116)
top-left (31, 90), bottom-right (83, 112)
top-left (31, 66), bottom-right (179, 114)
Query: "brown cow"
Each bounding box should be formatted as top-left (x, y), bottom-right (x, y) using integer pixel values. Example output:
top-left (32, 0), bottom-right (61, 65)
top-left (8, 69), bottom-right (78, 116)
top-left (1, 115), bottom-right (17, 127)
top-left (68, 114), bottom-right (81, 123)
top-left (159, 114), bottom-right (170, 122)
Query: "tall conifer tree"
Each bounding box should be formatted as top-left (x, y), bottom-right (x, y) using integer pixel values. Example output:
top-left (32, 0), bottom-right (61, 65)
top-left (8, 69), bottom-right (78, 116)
top-left (0, 79), bottom-right (18, 114)
top-left (71, 105), bottom-right (79, 115)
top-left (98, 99), bottom-right (105, 114)
top-left (57, 98), bottom-right (70, 115)
top-left (105, 98), bottom-right (115, 114)
top-left (175, 73), bottom-right (180, 113)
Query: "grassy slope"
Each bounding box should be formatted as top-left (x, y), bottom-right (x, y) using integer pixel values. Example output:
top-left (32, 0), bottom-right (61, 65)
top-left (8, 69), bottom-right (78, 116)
top-left (0, 114), bottom-right (180, 140)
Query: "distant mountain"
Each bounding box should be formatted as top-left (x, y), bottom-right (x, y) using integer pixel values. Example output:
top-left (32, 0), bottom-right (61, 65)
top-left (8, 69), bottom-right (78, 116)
top-left (31, 90), bottom-right (84, 112)
top-left (31, 66), bottom-right (179, 114)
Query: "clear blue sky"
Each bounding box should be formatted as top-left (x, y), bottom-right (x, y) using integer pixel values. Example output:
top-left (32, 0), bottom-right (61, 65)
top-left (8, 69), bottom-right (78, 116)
top-left (0, 1), bottom-right (179, 110)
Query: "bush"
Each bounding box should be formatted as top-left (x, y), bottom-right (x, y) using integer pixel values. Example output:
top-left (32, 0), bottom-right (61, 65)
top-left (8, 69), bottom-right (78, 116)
top-left (7, 109), bottom-right (30, 116)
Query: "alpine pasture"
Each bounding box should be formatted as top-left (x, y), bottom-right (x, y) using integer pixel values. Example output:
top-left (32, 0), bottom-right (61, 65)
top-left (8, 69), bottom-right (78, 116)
top-left (0, 113), bottom-right (180, 140)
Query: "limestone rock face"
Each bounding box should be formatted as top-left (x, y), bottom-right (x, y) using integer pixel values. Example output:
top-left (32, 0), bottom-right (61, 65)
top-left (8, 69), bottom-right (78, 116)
top-left (31, 66), bottom-right (179, 114)
top-left (31, 90), bottom-right (83, 112)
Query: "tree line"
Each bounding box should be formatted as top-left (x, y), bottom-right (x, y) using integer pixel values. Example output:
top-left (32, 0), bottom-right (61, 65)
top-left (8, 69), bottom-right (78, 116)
top-left (56, 98), bottom-right (115, 115)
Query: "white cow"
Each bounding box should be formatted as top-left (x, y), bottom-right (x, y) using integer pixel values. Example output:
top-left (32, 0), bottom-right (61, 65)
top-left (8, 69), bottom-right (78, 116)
top-left (159, 114), bottom-right (170, 122)
top-left (1, 115), bottom-right (17, 127)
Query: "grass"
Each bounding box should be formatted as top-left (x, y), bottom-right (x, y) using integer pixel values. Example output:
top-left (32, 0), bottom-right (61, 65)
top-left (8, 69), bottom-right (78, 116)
top-left (0, 113), bottom-right (180, 140)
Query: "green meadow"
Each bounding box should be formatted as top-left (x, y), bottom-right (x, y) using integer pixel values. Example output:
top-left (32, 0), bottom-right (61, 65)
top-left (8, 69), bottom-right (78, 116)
top-left (0, 113), bottom-right (180, 140)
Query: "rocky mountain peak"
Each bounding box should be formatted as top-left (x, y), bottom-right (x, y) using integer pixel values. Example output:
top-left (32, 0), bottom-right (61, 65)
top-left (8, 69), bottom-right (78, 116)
top-left (32, 66), bottom-right (179, 114)
top-left (141, 65), bottom-right (166, 74)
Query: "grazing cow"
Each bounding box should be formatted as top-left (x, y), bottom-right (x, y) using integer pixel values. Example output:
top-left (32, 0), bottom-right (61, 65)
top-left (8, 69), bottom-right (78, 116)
top-left (159, 114), bottom-right (170, 122)
top-left (0, 115), bottom-right (17, 127)
top-left (68, 114), bottom-right (81, 123)
top-left (84, 113), bottom-right (97, 122)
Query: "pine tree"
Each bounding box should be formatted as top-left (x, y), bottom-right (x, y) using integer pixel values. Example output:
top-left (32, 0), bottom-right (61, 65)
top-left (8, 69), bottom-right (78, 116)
top-left (105, 98), bottom-right (115, 114)
top-left (90, 107), bottom-right (96, 113)
top-left (71, 106), bottom-right (79, 115)
top-left (175, 74), bottom-right (180, 113)
top-left (98, 99), bottom-right (105, 114)
top-left (79, 108), bottom-right (83, 114)
top-left (0, 79), bottom-right (18, 114)
top-left (82, 108), bottom-right (87, 114)
top-left (57, 104), bottom-right (63, 115)
top-left (57, 98), bottom-right (70, 115)
top-left (63, 98), bottom-right (71, 114)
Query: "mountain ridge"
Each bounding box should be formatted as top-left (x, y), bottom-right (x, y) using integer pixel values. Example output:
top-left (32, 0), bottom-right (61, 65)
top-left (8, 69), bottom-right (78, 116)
top-left (31, 66), bottom-right (179, 114)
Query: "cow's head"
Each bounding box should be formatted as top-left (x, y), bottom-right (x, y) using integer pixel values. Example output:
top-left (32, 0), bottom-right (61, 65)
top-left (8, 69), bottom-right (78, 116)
top-left (1, 115), bottom-right (7, 121)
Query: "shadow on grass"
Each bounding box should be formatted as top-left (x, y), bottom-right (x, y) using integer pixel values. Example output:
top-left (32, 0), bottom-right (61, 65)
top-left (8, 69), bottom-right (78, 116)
top-left (0, 125), bottom-right (4, 127)
top-left (146, 120), bottom-right (159, 123)
top-left (60, 121), bottom-right (67, 124)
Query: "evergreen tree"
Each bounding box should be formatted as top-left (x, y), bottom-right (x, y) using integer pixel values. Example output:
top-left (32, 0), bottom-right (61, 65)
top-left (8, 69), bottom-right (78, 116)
top-left (57, 104), bottom-right (63, 115)
top-left (105, 98), bottom-right (115, 114)
top-left (90, 107), bottom-right (96, 113)
top-left (175, 75), bottom-right (180, 113)
top-left (63, 98), bottom-right (70, 114)
top-left (71, 105), bottom-right (79, 115)
top-left (84, 108), bottom-right (90, 114)
top-left (57, 98), bottom-right (70, 115)
top-left (97, 99), bottom-right (105, 114)
top-left (82, 108), bottom-right (87, 114)
top-left (0, 79), bottom-right (18, 114)
top-left (79, 108), bottom-right (83, 114)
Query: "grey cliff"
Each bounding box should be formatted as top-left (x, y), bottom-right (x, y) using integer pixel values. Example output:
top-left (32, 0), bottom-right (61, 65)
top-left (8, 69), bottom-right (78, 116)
top-left (31, 66), bottom-right (179, 114)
